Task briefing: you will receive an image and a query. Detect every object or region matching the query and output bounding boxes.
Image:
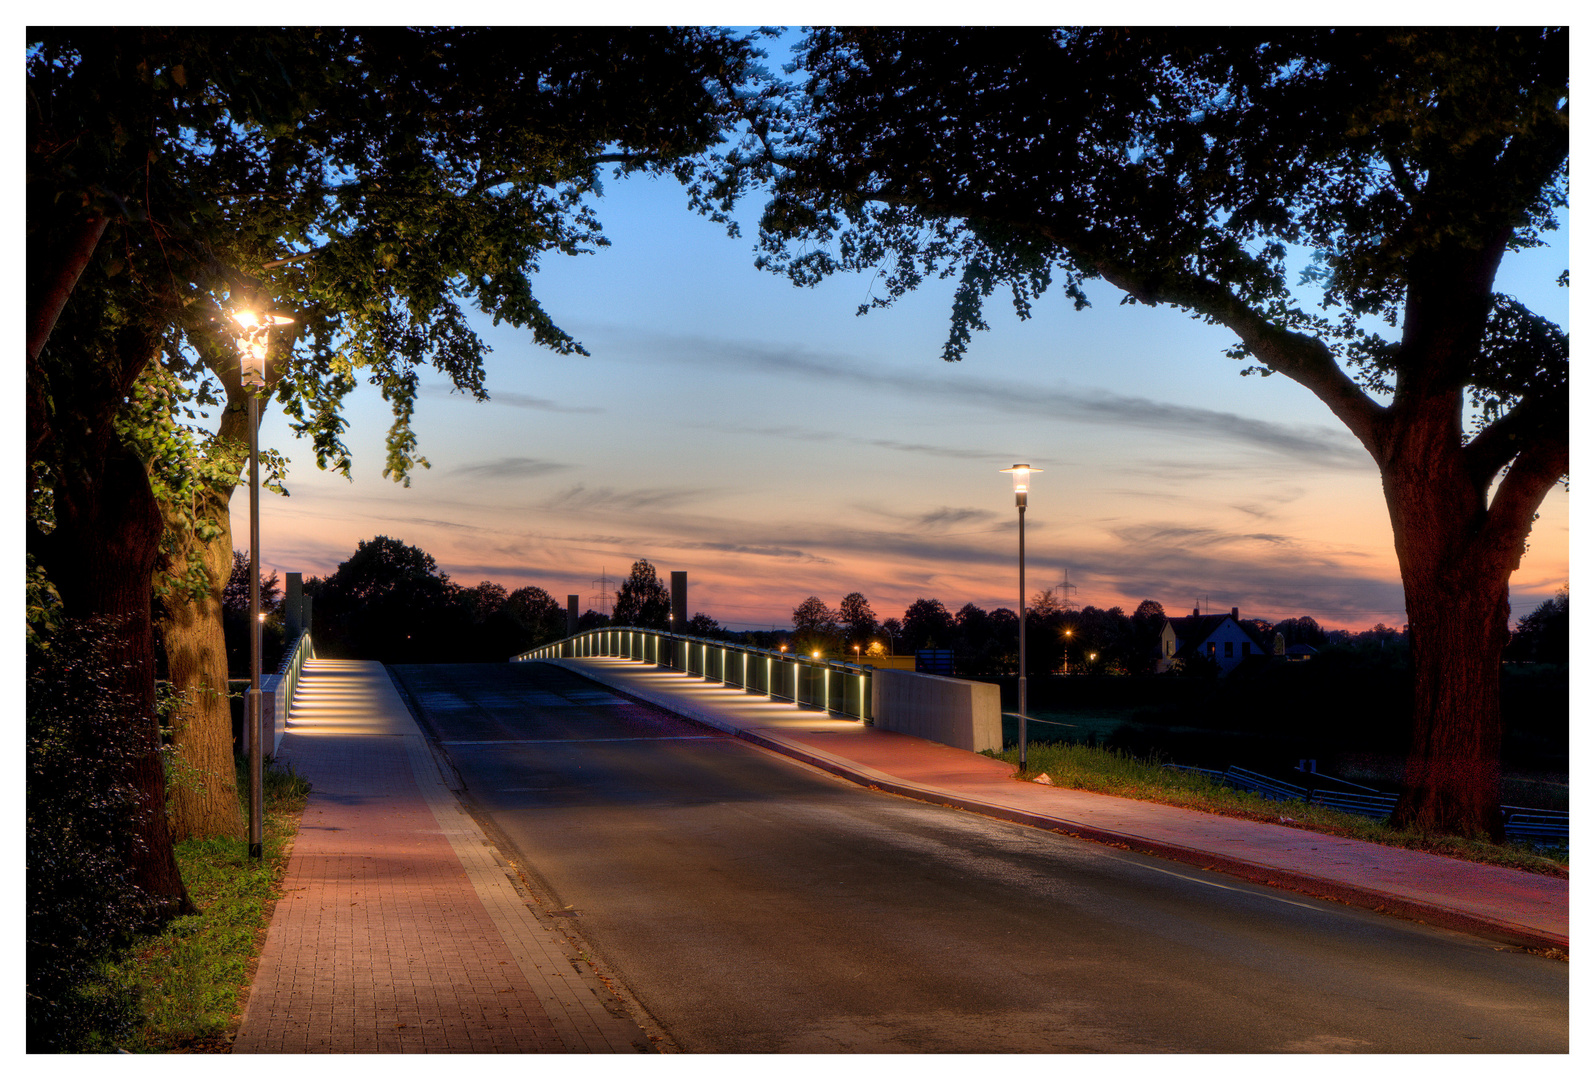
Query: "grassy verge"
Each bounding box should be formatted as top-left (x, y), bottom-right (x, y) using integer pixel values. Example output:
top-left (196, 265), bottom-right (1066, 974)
top-left (991, 742), bottom-right (1567, 876)
top-left (84, 759), bottom-right (311, 1053)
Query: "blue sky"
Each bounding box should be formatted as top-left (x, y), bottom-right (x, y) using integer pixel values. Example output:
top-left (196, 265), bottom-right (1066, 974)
top-left (242, 30), bottom-right (1571, 633)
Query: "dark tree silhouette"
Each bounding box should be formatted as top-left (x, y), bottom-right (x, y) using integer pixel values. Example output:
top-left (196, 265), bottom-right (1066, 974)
top-left (612, 560), bottom-right (671, 629)
top-left (734, 28), bottom-right (1566, 835)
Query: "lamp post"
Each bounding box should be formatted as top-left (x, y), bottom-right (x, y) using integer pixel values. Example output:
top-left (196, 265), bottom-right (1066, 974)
top-left (233, 308), bottom-right (293, 860)
top-left (1001, 464), bottom-right (1040, 771)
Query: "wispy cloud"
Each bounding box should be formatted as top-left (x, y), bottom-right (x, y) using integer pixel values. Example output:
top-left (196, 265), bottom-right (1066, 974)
top-left (913, 506), bottom-right (996, 530)
top-left (420, 382), bottom-right (602, 414)
top-left (539, 483), bottom-right (712, 513)
top-left (678, 540), bottom-right (832, 563)
top-left (709, 422), bottom-right (1010, 463)
top-left (453, 456), bottom-right (571, 480)
top-left (614, 333), bottom-right (1368, 468)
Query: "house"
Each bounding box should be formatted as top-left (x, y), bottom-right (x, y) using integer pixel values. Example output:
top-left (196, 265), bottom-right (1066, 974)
top-left (1156, 607), bottom-right (1271, 675)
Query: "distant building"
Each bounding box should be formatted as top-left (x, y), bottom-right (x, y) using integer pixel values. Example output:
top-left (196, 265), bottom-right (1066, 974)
top-left (1157, 607), bottom-right (1271, 675)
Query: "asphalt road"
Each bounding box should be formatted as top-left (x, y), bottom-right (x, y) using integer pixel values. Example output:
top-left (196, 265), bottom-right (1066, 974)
top-left (391, 662), bottom-right (1568, 1053)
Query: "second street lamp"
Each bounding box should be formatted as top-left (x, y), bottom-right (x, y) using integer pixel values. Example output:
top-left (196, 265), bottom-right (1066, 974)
top-left (1001, 464), bottom-right (1040, 772)
top-left (233, 307), bottom-right (293, 860)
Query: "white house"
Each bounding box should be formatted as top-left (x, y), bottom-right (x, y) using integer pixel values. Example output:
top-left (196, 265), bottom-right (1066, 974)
top-left (1157, 607), bottom-right (1271, 675)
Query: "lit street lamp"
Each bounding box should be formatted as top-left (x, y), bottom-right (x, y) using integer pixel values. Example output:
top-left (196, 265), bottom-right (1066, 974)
top-left (233, 307), bottom-right (293, 860)
top-left (1001, 464), bottom-right (1040, 771)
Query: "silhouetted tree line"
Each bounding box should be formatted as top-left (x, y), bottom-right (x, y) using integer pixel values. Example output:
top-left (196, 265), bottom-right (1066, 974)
top-left (300, 537), bottom-right (568, 662)
top-left (1505, 586), bottom-right (1568, 665)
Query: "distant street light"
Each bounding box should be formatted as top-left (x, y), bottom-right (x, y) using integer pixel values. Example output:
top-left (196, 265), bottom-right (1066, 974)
top-left (1001, 464), bottom-right (1040, 772)
top-left (1064, 627), bottom-right (1073, 675)
top-left (233, 307), bottom-right (293, 861)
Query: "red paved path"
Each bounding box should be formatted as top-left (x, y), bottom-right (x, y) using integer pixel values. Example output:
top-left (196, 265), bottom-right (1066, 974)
top-left (232, 660), bottom-right (651, 1054)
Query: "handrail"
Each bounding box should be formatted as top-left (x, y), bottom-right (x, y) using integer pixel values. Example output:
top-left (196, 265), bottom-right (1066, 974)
top-left (264, 629), bottom-right (315, 754)
top-left (514, 626), bottom-right (874, 722)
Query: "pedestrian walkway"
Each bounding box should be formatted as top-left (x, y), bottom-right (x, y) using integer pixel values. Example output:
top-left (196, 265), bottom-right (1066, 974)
top-left (232, 659), bottom-right (653, 1054)
top-left (546, 655), bottom-right (1569, 953)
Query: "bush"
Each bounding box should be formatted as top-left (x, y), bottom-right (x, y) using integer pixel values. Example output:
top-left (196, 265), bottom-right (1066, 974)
top-left (27, 621), bottom-right (156, 1051)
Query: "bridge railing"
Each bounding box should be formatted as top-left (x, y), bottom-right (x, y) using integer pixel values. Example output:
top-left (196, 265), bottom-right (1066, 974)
top-left (514, 626), bottom-right (874, 723)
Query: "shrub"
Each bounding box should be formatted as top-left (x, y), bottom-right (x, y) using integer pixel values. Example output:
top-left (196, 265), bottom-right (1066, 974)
top-left (27, 620), bottom-right (156, 1051)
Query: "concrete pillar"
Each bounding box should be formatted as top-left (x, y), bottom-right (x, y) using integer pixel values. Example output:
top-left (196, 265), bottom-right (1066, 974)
top-left (285, 572), bottom-right (304, 634)
top-left (671, 571), bottom-right (687, 669)
top-left (671, 571), bottom-right (687, 631)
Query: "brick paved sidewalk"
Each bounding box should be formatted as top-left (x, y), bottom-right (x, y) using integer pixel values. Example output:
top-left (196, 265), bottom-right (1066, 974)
top-left (233, 660), bottom-right (652, 1054)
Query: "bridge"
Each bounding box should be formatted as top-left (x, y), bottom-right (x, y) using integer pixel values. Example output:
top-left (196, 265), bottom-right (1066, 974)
top-left (515, 624), bottom-right (1003, 754)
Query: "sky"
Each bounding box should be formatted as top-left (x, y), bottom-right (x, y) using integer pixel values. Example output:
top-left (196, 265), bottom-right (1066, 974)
top-left (237, 30), bottom-right (1571, 635)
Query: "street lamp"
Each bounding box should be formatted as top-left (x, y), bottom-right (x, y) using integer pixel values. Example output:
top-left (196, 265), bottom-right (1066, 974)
top-left (1001, 464), bottom-right (1040, 771)
top-left (233, 307), bottom-right (293, 860)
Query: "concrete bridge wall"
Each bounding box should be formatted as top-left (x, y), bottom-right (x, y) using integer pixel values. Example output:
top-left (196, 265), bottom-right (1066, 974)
top-left (871, 668), bottom-right (1002, 753)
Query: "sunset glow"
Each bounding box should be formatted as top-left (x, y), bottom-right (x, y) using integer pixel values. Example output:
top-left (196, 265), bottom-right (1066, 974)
top-left (240, 174), bottom-right (1569, 633)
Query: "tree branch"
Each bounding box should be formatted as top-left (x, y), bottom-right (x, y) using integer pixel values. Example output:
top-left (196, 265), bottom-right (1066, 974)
top-left (1464, 394), bottom-right (1564, 486)
top-left (28, 214), bottom-right (108, 363)
top-left (1480, 431), bottom-right (1568, 572)
top-left (1065, 237), bottom-right (1389, 455)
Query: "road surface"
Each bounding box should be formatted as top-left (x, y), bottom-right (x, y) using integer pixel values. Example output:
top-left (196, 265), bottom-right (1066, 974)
top-left (391, 662), bottom-right (1567, 1053)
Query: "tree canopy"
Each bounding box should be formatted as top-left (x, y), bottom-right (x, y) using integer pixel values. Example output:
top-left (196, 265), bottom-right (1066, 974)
top-left (612, 560), bottom-right (672, 629)
top-left (726, 27), bottom-right (1568, 836)
top-left (26, 26), bottom-right (770, 913)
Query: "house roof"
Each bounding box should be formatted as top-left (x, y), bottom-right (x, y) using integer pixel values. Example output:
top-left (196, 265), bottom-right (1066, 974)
top-left (1164, 613), bottom-right (1271, 658)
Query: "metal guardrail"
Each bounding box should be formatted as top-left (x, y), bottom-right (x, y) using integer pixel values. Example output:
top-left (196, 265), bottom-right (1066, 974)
top-left (1501, 806), bottom-right (1569, 844)
top-left (1308, 790), bottom-right (1399, 819)
top-left (1167, 763), bottom-right (1569, 841)
top-left (1226, 766), bottom-right (1310, 803)
top-left (515, 626), bottom-right (874, 722)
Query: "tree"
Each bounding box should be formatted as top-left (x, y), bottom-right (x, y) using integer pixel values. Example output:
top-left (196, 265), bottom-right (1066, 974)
top-left (1508, 587), bottom-right (1568, 664)
top-left (27, 28), bottom-right (767, 879)
top-left (686, 613), bottom-right (726, 639)
top-left (313, 536), bottom-right (462, 661)
top-left (612, 560), bottom-right (671, 629)
top-left (791, 595), bottom-right (839, 653)
top-left (1129, 600), bottom-right (1167, 676)
top-left (837, 592), bottom-right (877, 649)
top-left (221, 550), bottom-right (282, 618)
top-left (505, 585), bottom-right (566, 646)
top-left (1274, 617), bottom-right (1328, 649)
top-left (899, 598), bottom-right (955, 652)
top-left (742, 28), bottom-right (1567, 837)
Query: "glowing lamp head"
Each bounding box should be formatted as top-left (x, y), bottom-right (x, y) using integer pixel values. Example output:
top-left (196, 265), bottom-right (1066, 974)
top-left (231, 309), bottom-right (294, 389)
top-left (812, 650), bottom-right (821, 659)
top-left (1001, 463), bottom-right (1040, 505)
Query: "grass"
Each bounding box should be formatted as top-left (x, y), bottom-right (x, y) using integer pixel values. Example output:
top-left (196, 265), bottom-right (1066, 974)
top-left (83, 759), bottom-right (311, 1053)
top-left (990, 741), bottom-right (1568, 877)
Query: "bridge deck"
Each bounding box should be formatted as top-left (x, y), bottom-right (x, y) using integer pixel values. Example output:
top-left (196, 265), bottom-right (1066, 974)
top-left (549, 655), bottom-right (1568, 953)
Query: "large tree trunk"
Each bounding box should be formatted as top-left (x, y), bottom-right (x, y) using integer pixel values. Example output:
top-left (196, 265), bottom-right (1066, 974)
top-left (1380, 402), bottom-right (1513, 840)
top-left (37, 444), bottom-right (196, 921)
top-left (155, 391), bottom-right (255, 842)
top-left (156, 499), bottom-right (246, 843)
